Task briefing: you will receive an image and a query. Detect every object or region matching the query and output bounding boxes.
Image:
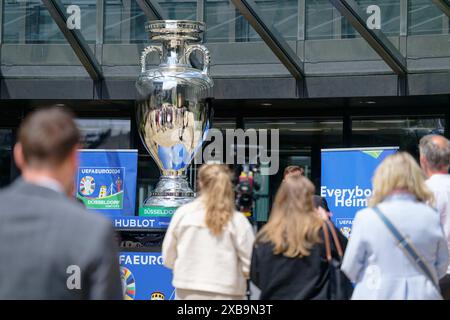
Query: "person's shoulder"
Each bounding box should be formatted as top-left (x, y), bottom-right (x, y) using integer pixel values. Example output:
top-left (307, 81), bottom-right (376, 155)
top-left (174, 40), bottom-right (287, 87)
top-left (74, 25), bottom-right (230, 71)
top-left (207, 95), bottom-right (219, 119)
top-left (353, 207), bottom-right (373, 221)
top-left (0, 180), bottom-right (21, 199)
top-left (232, 210), bottom-right (252, 226)
top-left (427, 174), bottom-right (450, 188)
top-left (414, 200), bottom-right (442, 220)
top-left (173, 198), bottom-right (201, 217)
top-left (54, 198), bottom-right (112, 232)
top-left (169, 198), bottom-right (203, 226)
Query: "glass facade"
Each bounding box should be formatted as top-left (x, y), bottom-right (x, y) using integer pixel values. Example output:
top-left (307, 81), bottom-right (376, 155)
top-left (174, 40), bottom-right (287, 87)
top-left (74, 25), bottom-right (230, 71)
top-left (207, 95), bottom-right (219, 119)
top-left (305, 0), bottom-right (336, 40)
top-left (409, 0), bottom-right (449, 35)
top-left (0, 0), bottom-right (448, 76)
top-left (0, 1), bottom-right (448, 43)
top-left (158, 0), bottom-right (197, 20)
top-left (351, 117), bottom-right (446, 158)
top-left (0, 1), bottom-right (448, 193)
top-left (342, 0), bottom-right (401, 38)
top-left (3, 0), bottom-right (97, 43)
top-left (205, 0), bottom-right (264, 42)
top-left (104, 0), bottom-right (146, 44)
top-left (75, 118), bottom-right (131, 149)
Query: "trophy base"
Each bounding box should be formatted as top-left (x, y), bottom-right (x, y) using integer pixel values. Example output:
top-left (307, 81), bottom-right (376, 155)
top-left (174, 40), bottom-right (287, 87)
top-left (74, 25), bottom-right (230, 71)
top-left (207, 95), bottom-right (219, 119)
top-left (143, 175), bottom-right (195, 208)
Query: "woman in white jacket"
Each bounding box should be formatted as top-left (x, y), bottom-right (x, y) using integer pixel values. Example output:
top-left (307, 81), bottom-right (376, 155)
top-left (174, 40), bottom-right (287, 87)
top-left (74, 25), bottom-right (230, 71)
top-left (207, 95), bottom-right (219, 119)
top-left (162, 164), bottom-right (255, 300)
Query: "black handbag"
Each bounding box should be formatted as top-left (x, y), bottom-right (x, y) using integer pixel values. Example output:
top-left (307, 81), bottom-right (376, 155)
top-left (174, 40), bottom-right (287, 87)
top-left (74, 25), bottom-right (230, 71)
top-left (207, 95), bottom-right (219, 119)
top-left (322, 220), bottom-right (354, 300)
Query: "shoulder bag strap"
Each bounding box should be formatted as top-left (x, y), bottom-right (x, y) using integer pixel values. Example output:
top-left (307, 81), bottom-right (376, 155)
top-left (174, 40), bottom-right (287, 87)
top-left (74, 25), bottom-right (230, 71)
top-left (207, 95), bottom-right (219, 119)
top-left (325, 219), bottom-right (344, 258)
top-left (322, 222), bottom-right (332, 262)
top-left (372, 206), bottom-right (440, 290)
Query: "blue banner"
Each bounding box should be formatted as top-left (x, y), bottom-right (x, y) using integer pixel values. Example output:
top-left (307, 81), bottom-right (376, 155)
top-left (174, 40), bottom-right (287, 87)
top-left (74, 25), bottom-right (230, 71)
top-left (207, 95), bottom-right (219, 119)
top-left (119, 251), bottom-right (174, 300)
top-left (321, 147), bottom-right (398, 237)
top-left (76, 150), bottom-right (138, 216)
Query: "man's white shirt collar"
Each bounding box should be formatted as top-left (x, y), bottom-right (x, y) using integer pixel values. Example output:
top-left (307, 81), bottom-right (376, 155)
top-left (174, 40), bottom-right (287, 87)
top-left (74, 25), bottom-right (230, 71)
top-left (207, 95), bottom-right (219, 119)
top-left (32, 176), bottom-right (65, 194)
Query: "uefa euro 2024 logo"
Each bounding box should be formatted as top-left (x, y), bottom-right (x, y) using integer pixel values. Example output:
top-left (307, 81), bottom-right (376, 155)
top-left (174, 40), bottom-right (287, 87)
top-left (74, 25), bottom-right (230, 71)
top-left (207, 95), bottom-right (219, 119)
top-left (79, 176), bottom-right (95, 196)
top-left (77, 167), bottom-right (124, 210)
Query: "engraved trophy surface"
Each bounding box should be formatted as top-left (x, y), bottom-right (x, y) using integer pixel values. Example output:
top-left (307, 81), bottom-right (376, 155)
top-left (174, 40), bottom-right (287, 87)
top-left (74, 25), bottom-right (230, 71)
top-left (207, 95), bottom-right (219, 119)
top-left (136, 20), bottom-right (213, 210)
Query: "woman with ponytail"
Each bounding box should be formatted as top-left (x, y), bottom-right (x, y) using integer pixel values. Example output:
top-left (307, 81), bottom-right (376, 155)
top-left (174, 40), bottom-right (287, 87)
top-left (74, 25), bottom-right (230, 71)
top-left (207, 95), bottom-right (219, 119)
top-left (162, 164), bottom-right (255, 300)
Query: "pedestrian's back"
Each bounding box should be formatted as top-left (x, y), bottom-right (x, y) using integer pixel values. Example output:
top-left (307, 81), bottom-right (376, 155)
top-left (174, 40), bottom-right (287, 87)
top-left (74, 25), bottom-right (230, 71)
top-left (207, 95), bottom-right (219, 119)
top-left (0, 181), bottom-right (120, 299)
top-left (0, 106), bottom-right (122, 300)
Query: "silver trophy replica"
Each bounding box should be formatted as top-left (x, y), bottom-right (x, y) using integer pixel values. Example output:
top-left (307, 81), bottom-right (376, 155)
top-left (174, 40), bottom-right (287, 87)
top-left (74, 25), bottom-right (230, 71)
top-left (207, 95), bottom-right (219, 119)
top-left (136, 20), bottom-right (213, 214)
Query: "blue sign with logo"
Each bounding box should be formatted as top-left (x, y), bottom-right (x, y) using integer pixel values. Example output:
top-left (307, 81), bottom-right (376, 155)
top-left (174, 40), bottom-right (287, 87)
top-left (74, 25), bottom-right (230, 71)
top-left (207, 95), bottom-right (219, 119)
top-left (119, 252), bottom-right (174, 300)
top-left (321, 147), bottom-right (398, 237)
top-left (76, 150), bottom-right (138, 216)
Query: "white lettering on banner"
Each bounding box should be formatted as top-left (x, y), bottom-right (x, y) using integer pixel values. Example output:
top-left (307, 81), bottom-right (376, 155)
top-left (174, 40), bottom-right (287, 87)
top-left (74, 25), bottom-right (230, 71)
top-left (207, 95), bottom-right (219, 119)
top-left (119, 254), bottom-right (164, 266)
top-left (321, 185), bottom-right (372, 208)
top-left (67, 5), bottom-right (81, 30)
top-left (114, 218), bottom-right (155, 228)
top-left (80, 168), bottom-right (121, 174)
top-left (366, 5), bottom-right (381, 30)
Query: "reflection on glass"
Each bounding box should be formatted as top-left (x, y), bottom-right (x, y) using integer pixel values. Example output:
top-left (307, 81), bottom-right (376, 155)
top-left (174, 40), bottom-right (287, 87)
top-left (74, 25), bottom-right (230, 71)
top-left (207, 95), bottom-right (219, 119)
top-left (244, 118), bottom-right (344, 150)
top-left (104, 0), bottom-right (146, 43)
top-left (3, 0), bottom-right (96, 44)
top-left (157, 0), bottom-right (197, 20)
top-left (75, 119), bottom-right (131, 149)
top-left (409, 0), bottom-right (449, 35)
top-left (252, 0), bottom-right (298, 41)
top-left (342, 0), bottom-right (400, 38)
top-left (205, 0), bottom-right (264, 42)
top-left (306, 0), bottom-right (401, 40)
top-left (205, 0), bottom-right (236, 42)
top-left (351, 117), bottom-right (445, 157)
top-left (306, 0), bottom-right (336, 40)
top-left (212, 118), bottom-right (237, 129)
top-left (205, 0), bottom-right (296, 43)
top-left (0, 129), bottom-right (13, 187)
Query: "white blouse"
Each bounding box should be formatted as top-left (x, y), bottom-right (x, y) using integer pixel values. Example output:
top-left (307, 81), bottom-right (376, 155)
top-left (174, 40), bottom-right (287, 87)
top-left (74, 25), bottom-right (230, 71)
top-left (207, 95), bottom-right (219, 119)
top-left (162, 197), bottom-right (255, 296)
top-left (426, 174), bottom-right (450, 274)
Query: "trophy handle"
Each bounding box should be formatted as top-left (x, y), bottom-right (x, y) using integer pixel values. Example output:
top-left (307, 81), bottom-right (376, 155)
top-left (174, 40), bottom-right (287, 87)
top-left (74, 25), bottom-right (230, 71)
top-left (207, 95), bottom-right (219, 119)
top-left (185, 44), bottom-right (211, 75)
top-left (140, 45), bottom-right (162, 73)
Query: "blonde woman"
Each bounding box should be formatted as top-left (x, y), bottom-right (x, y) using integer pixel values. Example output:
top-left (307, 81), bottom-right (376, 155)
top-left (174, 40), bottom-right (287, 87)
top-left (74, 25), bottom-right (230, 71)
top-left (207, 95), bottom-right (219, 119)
top-left (162, 164), bottom-right (255, 300)
top-left (341, 152), bottom-right (449, 300)
top-left (250, 175), bottom-right (350, 299)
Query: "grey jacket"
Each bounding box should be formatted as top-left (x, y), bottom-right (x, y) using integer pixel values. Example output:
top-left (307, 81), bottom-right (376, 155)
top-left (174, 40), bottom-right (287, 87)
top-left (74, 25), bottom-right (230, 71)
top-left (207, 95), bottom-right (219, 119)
top-left (0, 178), bottom-right (123, 300)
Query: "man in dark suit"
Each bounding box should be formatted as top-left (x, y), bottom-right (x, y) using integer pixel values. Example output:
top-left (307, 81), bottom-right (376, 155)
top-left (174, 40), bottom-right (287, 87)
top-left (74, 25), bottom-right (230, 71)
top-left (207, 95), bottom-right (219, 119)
top-left (0, 106), bottom-right (123, 299)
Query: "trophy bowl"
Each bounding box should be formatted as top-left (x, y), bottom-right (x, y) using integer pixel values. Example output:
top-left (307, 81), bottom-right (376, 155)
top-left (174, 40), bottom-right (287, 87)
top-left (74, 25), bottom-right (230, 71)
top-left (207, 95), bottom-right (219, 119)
top-left (136, 20), bottom-right (213, 209)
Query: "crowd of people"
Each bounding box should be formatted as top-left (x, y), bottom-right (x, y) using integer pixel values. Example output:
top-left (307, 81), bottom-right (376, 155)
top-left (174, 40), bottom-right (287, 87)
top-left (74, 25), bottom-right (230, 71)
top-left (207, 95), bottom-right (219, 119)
top-left (162, 131), bottom-right (450, 300)
top-left (0, 106), bottom-right (449, 300)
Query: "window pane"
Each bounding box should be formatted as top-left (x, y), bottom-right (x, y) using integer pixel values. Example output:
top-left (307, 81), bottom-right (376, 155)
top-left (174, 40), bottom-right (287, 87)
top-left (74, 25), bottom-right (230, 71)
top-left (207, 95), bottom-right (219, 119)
top-left (409, 0), bottom-right (448, 35)
top-left (3, 0), bottom-right (96, 44)
top-left (157, 0), bottom-right (197, 20)
top-left (76, 119), bottom-right (131, 149)
top-left (253, 0), bottom-right (298, 40)
top-left (306, 0), bottom-right (336, 40)
top-left (104, 0), bottom-right (147, 43)
top-left (205, 0), bottom-right (263, 42)
top-left (351, 117), bottom-right (446, 158)
top-left (342, 0), bottom-right (400, 38)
